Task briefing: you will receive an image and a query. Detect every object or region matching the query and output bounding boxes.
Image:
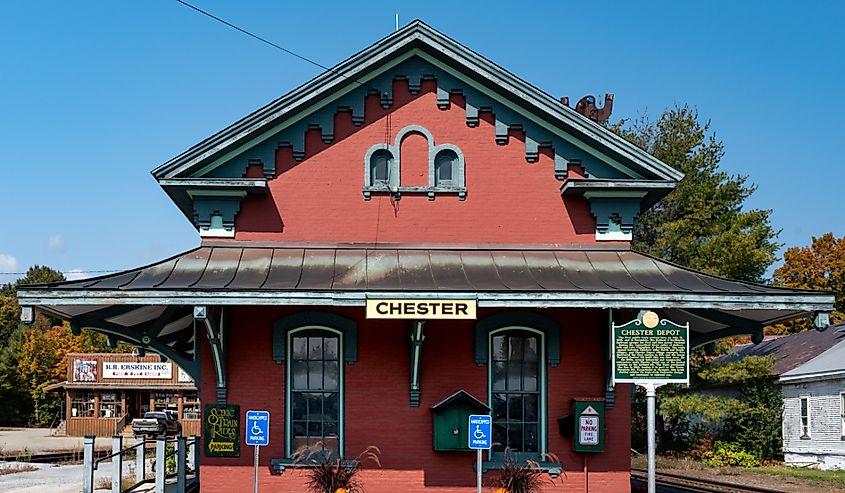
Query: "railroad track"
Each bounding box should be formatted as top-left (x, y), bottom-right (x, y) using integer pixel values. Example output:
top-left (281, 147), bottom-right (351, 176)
top-left (0, 449), bottom-right (111, 464)
top-left (631, 468), bottom-right (785, 493)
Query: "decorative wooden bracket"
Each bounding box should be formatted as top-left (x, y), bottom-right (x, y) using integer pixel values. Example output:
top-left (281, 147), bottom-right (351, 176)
top-left (70, 304), bottom-right (200, 385)
top-left (605, 308), bottom-right (615, 409)
top-left (196, 306), bottom-right (228, 403)
top-left (409, 320), bottom-right (426, 407)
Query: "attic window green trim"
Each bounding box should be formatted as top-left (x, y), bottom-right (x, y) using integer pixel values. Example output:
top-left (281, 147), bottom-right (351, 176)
top-left (474, 311), bottom-right (560, 367)
top-left (272, 311), bottom-right (358, 364)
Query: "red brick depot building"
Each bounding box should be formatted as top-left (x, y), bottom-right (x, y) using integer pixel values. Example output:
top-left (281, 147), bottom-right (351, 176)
top-left (20, 21), bottom-right (832, 492)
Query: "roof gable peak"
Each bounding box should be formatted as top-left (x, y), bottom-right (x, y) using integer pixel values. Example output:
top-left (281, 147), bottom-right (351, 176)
top-left (152, 20), bottom-right (681, 185)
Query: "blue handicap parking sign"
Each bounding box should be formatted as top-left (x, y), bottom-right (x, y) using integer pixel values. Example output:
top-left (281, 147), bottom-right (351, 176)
top-left (245, 410), bottom-right (270, 446)
top-left (468, 414), bottom-right (492, 449)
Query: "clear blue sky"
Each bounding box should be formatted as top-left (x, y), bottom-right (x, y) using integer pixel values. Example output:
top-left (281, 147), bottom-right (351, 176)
top-left (1, 1), bottom-right (843, 283)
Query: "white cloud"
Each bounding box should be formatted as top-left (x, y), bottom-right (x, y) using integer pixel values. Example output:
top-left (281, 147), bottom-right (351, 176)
top-left (64, 269), bottom-right (90, 281)
top-left (48, 234), bottom-right (66, 252)
top-left (0, 253), bottom-right (19, 273)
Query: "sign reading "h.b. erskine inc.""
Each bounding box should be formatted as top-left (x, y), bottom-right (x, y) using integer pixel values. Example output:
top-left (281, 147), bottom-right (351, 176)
top-left (103, 362), bottom-right (172, 379)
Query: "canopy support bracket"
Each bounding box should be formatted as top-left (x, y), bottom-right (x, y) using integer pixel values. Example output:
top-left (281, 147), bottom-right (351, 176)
top-left (196, 306), bottom-right (227, 403)
top-left (409, 320), bottom-right (426, 407)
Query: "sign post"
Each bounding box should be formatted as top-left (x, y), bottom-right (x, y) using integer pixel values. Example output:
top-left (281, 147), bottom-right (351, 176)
top-left (467, 414), bottom-right (491, 493)
top-left (612, 311), bottom-right (689, 493)
top-left (245, 410), bottom-right (270, 493)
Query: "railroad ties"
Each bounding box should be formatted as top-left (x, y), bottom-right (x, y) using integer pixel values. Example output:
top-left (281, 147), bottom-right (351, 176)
top-left (631, 468), bottom-right (787, 493)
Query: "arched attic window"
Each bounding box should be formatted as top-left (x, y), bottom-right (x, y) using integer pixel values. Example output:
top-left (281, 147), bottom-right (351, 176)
top-left (363, 124), bottom-right (466, 200)
top-left (369, 149), bottom-right (393, 187)
top-left (434, 149), bottom-right (457, 186)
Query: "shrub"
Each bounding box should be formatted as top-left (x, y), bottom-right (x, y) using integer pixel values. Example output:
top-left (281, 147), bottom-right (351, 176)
top-left (292, 444), bottom-right (381, 493)
top-left (688, 433), bottom-right (716, 461)
top-left (489, 452), bottom-right (560, 493)
top-left (701, 442), bottom-right (761, 468)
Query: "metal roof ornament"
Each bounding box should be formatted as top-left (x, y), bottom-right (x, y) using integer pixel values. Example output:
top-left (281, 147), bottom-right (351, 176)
top-left (572, 94), bottom-right (614, 123)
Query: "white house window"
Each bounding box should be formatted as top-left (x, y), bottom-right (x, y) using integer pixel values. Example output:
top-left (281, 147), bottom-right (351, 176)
top-left (800, 396), bottom-right (810, 439)
top-left (840, 393), bottom-right (845, 439)
top-left (434, 150), bottom-right (457, 186)
top-left (369, 150), bottom-right (392, 186)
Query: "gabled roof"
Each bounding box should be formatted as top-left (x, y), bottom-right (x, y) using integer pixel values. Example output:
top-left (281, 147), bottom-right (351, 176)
top-left (715, 324), bottom-right (845, 376)
top-left (780, 325), bottom-right (845, 382)
top-left (151, 20), bottom-right (683, 183)
top-left (431, 390), bottom-right (489, 413)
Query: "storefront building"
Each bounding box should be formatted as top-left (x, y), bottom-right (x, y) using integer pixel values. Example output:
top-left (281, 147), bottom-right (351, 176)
top-left (19, 22), bottom-right (833, 492)
top-left (47, 353), bottom-right (201, 437)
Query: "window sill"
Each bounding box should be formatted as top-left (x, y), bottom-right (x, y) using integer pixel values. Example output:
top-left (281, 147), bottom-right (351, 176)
top-left (363, 186), bottom-right (467, 201)
top-left (270, 457), bottom-right (355, 475)
top-left (479, 460), bottom-right (563, 478)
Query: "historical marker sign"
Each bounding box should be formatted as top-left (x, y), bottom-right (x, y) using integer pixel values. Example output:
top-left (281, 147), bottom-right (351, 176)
top-left (612, 314), bottom-right (689, 385)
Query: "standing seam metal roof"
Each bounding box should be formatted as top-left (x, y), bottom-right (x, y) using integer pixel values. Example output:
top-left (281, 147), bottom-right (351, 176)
top-left (22, 244), bottom-right (821, 296)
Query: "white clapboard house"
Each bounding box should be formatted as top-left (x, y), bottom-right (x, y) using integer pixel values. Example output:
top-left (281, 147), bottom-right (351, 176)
top-left (714, 324), bottom-right (845, 469)
top-left (779, 325), bottom-right (845, 470)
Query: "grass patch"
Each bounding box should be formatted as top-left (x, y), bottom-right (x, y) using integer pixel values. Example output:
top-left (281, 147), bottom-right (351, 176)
top-left (0, 463), bottom-right (39, 475)
top-left (752, 465), bottom-right (845, 486)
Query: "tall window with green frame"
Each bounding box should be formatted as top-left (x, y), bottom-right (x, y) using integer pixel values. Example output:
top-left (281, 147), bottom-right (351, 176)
top-left (490, 330), bottom-right (541, 457)
top-left (289, 329), bottom-right (341, 454)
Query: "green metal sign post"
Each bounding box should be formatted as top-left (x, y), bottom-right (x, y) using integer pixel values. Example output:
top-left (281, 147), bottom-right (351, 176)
top-left (612, 311), bottom-right (689, 493)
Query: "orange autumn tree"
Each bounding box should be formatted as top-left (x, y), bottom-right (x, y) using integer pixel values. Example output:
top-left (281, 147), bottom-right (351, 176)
top-left (15, 322), bottom-right (120, 425)
top-left (772, 233), bottom-right (845, 333)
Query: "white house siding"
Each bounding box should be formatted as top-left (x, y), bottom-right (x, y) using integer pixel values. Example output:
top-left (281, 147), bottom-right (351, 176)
top-left (782, 378), bottom-right (845, 470)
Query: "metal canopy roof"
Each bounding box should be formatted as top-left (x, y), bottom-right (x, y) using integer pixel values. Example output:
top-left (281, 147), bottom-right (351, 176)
top-left (18, 242), bottom-right (832, 325)
top-left (15, 242), bottom-right (834, 381)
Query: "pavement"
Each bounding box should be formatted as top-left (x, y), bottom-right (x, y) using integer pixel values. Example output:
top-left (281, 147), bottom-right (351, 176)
top-left (0, 428), bottom-right (119, 455)
top-left (0, 429), bottom-right (194, 492)
top-left (0, 460), bottom-right (117, 493)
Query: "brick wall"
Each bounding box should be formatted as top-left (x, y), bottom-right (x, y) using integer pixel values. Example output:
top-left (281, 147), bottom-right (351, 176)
top-left (235, 79), bottom-right (608, 245)
top-left (199, 306), bottom-right (631, 492)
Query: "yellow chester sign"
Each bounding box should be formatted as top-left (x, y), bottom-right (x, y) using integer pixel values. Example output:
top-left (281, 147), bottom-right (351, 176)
top-left (366, 299), bottom-right (477, 319)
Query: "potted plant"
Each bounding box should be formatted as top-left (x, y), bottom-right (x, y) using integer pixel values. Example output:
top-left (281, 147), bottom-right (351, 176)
top-left (291, 443), bottom-right (381, 493)
top-left (490, 453), bottom-right (561, 493)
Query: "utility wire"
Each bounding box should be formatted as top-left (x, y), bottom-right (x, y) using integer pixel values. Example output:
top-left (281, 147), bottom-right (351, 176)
top-left (174, 0), bottom-right (379, 91)
top-left (0, 270), bottom-right (122, 276)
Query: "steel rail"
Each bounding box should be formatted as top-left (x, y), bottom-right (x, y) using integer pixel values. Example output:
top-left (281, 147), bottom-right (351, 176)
top-left (631, 468), bottom-right (786, 493)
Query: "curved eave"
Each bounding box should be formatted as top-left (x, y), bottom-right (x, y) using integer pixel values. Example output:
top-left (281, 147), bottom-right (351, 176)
top-left (19, 289), bottom-right (832, 314)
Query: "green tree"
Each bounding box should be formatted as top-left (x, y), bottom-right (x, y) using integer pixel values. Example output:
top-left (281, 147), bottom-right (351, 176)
top-left (0, 264), bottom-right (132, 426)
top-left (613, 106), bottom-right (780, 282)
top-left (16, 265), bottom-right (65, 286)
top-left (772, 232), bottom-right (845, 332)
top-left (656, 356), bottom-right (782, 462)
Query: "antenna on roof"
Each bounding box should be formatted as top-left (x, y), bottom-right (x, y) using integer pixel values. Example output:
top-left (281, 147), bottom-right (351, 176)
top-left (395, 14), bottom-right (399, 32)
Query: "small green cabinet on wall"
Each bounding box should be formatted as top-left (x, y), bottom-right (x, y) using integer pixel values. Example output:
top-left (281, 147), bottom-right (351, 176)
top-left (430, 390), bottom-right (489, 452)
